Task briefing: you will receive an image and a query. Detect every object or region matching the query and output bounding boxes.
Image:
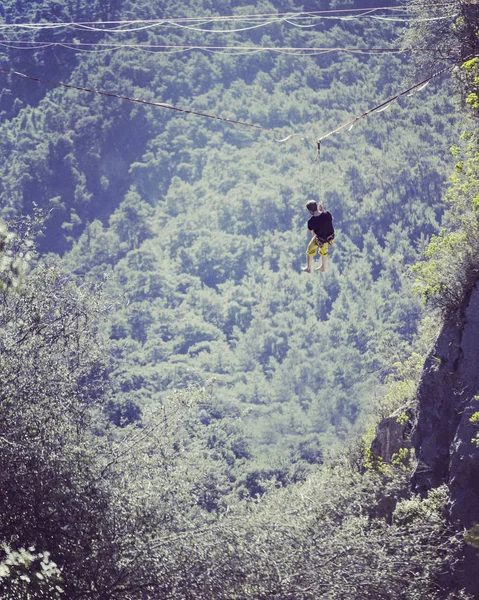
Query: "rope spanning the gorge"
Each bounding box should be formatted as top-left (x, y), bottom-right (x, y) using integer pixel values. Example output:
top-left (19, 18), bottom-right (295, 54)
top-left (0, 59), bottom-right (460, 142)
top-left (273, 61), bottom-right (458, 146)
top-left (0, 68), bottom-right (282, 132)
top-left (316, 62), bottom-right (457, 143)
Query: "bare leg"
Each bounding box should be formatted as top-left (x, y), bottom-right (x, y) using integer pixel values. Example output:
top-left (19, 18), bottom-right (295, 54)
top-left (315, 255), bottom-right (327, 272)
top-left (302, 254), bottom-right (313, 273)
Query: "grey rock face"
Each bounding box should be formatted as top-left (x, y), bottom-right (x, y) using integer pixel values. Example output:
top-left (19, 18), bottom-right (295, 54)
top-left (370, 408), bottom-right (413, 464)
top-left (411, 279), bottom-right (479, 595)
top-left (368, 408), bottom-right (413, 521)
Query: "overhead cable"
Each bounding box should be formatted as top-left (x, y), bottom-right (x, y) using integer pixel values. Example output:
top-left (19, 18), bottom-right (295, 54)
top-left (0, 40), bottom-right (436, 55)
top-left (0, 3), bottom-right (458, 33)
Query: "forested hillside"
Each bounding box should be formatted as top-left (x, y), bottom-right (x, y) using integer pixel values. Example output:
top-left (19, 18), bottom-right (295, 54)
top-left (0, 0), bottom-right (458, 467)
top-left (0, 0), bottom-right (477, 597)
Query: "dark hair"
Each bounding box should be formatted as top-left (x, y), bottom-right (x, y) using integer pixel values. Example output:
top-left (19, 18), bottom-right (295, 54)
top-left (306, 200), bottom-right (318, 212)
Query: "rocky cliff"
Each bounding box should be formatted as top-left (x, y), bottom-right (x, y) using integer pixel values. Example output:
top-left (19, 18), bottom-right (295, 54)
top-left (411, 278), bottom-right (479, 595)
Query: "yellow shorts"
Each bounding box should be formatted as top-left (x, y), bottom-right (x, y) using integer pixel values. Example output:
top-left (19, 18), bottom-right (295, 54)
top-left (306, 236), bottom-right (333, 257)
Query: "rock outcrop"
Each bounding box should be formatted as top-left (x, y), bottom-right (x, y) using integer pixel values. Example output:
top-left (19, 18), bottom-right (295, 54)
top-left (411, 278), bottom-right (479, 595)
top-left (370, 407), bottom-right (413, 464)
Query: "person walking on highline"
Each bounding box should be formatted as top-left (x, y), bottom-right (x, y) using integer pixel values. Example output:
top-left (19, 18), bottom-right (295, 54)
top-left (302, 200), bottom-right (335, 273)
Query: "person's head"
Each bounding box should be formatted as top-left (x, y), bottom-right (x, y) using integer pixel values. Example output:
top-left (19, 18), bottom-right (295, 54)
top-left (306, 200), bottom-right (317, 213)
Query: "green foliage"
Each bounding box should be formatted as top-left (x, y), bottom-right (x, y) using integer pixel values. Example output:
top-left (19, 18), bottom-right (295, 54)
top-left (396, 412), bottom-right (409, 425)
top-left (412, 130), bottom-right (479, 316)
top-left (0, 1), bottom-right (477, 597)
top-left (0, 231), bottom-right (117, 595)
top-left (469, 410), bottom-right (479, 447)
top-left (469, 412), bottom-right (479, 425)
top-left (461, 57), bottom-right (479, 112)
top-left (404, 2), bottom-right (479, 114)
top-left (381, 352), bottom-right (423, 417)
top-left (0, 210), bottom-right (44, 289)
top-left (363, 444), bottom-right (410, 475)
top-left (0, 547), bottom-right (63, 599)
top-left (0, 0), bottom-right (458, 467)
top-left (465, 523), bottom-right (479, 549)
top-left (0, 224), bottom-right (246, 596)
top-left (391, 447), bottom-right (410, 468)
top-left (393, 484), bottom-right (448, 526)
top-left (151, 467), bottom-right (466, 600)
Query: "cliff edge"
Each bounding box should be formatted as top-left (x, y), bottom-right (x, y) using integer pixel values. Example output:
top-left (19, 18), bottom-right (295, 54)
top-left (411, 278), bottom-right (479, 595)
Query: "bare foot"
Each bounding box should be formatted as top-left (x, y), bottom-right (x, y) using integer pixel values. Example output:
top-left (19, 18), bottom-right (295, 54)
top-left (315, 265), bottom-right (325, 272)
top-left (301, 266), bottom-right (311, 273)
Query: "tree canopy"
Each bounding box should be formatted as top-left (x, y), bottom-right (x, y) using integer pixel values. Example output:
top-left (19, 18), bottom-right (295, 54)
top-left (0, 0), bottom-right (478, 597)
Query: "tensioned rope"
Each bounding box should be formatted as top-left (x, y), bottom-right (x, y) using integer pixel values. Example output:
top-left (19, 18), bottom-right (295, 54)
top-left (0, 68), bottom-right (280, 133)
top-left (309, 60), bottom-right (460, 203)
top-left (0, 60), bottom-right (458, 140)
top-left (316, 62), bottom-right (457, 146)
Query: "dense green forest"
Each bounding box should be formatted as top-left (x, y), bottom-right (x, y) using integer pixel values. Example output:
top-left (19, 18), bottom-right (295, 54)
top-left (0, 0), bottom-right (478, 597)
